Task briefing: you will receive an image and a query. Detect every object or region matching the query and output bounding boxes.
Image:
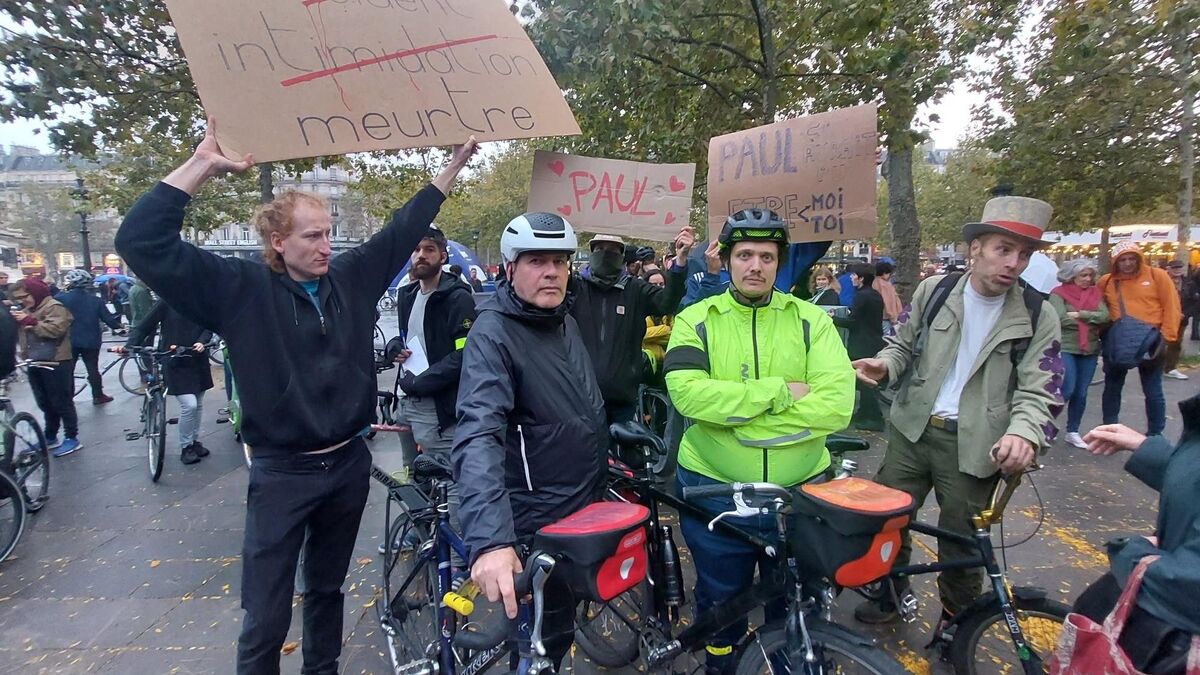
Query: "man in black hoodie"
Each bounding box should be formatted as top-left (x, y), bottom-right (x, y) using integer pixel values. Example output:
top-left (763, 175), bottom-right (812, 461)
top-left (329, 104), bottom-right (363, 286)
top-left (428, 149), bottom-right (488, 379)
top-left (115, 119), bottom-right (477, 675)
top-left (569, 231), bottom-right (693, 424)
top-left (386, 224), bottom-right (475, 529)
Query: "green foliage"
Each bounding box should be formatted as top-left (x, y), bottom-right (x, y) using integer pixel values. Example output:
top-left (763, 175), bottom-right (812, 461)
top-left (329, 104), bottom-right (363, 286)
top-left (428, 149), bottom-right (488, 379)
top-left (982, 0), bottom-right (1175, 237)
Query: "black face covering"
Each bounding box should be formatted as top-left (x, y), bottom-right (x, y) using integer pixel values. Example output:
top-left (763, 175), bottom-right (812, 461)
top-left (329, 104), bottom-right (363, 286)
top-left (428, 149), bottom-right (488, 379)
top-left (589, 249), bottom-right (624, 285)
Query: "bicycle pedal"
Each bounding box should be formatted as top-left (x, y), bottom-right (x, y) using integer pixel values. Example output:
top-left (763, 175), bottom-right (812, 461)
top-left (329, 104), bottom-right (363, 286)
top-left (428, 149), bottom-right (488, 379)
top-left (216, 417), bottom-right (229, 424)
top-left (394, 659), bottom-right (435, 675)
top-left (898, 591), bottom-right (919, 624)
top-left (125, 432), bottom-right (141, 441)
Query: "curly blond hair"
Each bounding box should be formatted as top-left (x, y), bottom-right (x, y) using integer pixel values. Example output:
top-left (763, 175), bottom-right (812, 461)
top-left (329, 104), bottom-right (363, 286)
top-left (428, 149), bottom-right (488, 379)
top-left (253, 191), bottom-right (329, 274)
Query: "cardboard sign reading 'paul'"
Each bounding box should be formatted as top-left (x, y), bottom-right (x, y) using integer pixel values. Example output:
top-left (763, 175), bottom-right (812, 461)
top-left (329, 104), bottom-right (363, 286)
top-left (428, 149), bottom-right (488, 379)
top-left (164, 0), bottom-right (581, 162)
top-left (527, 151), bottom-right (696, 242)
top-left (706, 104), bottom-right (878, 243)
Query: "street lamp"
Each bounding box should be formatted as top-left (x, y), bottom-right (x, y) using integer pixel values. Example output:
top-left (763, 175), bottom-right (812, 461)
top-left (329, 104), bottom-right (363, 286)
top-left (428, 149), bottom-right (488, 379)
top-left (71, 177), bottom-right (92, 271)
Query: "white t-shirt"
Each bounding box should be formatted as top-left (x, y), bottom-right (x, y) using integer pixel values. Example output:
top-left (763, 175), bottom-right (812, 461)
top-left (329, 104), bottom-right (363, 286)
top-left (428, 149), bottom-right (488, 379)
top-left (400, 288), bottom-right (434, 397)
top-left (931, 280), bottom-right (1005, 419)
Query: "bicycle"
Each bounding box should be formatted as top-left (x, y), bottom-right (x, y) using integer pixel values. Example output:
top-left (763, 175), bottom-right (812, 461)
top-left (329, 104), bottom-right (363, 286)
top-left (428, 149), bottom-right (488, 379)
top-left (72, 349), bottom-right (144, 397)
top-left (852, 465), bottom-right (1070, 675)
top-left (0, 362), bottom-right (51, 512)
top-left (371, 449), bottom-right (650, 675)
top-left (116, 346), bottom-right (187, 482)
top-left (576, 421), bottom-right (908, 674)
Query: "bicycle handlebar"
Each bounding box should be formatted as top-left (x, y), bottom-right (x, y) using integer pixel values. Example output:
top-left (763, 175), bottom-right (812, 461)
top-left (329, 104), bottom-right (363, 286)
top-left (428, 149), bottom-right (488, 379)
top-left (682, 482), bottom-right (793, 505)
top-left (451, 552), bottom-right (556, 654)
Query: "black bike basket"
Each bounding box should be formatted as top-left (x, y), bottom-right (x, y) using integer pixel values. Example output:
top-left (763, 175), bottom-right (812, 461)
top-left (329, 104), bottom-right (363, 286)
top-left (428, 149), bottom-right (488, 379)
top-left (789, 477), bottom-right (915, 587)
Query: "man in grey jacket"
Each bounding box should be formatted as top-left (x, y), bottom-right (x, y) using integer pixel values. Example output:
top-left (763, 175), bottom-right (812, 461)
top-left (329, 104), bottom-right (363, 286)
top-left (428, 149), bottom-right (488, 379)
top-left (452, 211), bottom-right (606, 663)
top-left (851, 197), bottom-right (1063, 629)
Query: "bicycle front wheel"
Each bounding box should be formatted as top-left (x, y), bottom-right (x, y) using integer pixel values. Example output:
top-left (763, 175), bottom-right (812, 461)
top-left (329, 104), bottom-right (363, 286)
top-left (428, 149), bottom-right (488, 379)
top-left (949, 594), bottom-right (1070, 675)
top-left (6, 413), bottom-right (49, 512)
top-left (147, 395), bottom-right (166, 482)
top-left (378, 515), bottom-right (440, 673)
top-left (0, 470), bottom-right (27, 563)
top-left (119, 356), bottom-right (146, 395)
top-left (736, 624), bottom-right (907, 675)
top-left (574, 581), bottom-right (647, 667)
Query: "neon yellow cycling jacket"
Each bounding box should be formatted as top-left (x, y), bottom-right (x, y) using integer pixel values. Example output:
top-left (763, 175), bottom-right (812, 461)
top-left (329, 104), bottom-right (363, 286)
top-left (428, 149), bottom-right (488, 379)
top-left (664, 289), bottom-right (855, 485)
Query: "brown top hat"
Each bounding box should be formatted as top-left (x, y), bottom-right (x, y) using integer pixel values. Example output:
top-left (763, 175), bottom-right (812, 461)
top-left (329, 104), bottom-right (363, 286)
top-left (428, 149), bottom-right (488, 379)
top-left (962, 197), bottom-right (1053, 248)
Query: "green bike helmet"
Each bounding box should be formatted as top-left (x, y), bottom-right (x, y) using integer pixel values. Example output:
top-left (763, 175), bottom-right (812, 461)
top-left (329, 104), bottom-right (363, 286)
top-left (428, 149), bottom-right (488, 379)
top-left (718, 209), bottom-right (789, 262)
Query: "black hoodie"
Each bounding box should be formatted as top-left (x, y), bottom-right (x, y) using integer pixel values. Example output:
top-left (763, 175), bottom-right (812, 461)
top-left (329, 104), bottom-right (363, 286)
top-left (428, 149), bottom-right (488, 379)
top-left (452, 281), bottom-right (606, 564)
top-left (392, 271), bottom-right (477, 432)
top-left (115, 182), bottom-right (444, 458)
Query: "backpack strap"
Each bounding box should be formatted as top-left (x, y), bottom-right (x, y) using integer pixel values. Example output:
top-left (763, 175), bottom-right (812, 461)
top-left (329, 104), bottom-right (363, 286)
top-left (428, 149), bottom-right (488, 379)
top-left (802, 318), bottom-right (811, 353)
top-left (1011, 282), bottom-right (1045, 366)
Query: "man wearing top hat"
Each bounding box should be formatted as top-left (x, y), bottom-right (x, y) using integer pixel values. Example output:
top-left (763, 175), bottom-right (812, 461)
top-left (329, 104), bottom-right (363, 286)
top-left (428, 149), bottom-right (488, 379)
top-left (851, 197), bottom-right (1064, 628)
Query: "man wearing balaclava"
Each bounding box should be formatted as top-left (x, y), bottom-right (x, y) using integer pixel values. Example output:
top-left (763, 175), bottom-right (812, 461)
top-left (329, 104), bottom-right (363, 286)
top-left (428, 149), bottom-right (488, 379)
top-left (569, 229), bottom-right (694, 425)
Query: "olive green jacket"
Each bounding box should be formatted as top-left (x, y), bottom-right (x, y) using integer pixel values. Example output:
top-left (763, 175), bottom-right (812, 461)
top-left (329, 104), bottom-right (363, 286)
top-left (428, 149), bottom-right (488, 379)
top-left (1047, 294), bottom-right (1108, 356)
top-left (876, 275), bottom-right (1063, 478)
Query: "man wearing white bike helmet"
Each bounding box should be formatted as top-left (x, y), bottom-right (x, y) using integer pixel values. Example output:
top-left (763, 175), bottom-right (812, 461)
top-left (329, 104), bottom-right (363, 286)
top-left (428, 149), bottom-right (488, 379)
top-left (453, 211), bottom-right (606, 661)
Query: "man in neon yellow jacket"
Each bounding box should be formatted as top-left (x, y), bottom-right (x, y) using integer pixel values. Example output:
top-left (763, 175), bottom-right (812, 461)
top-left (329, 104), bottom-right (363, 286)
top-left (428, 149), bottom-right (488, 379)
top-left (664, 209), bottom-right (855, 674)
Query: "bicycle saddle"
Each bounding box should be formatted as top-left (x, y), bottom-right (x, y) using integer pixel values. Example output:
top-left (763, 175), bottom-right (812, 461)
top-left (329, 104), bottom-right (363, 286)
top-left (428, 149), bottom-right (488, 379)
top-left (826, 433), bottom-right (870, 454)
top-left (609, 421), bottom-right (666, 454)
top-left (412, 453), bottom-right (454, 482)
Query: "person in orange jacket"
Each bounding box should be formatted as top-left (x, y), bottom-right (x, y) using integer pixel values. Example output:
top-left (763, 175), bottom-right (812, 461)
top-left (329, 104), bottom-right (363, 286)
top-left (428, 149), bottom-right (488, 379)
top-left (1098, 241), bottom-right (1182, 436)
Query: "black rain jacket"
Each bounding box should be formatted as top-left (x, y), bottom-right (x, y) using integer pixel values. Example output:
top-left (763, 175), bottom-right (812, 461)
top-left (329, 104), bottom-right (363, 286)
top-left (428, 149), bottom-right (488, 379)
top-left (452, 281), bottom-right (606, 565)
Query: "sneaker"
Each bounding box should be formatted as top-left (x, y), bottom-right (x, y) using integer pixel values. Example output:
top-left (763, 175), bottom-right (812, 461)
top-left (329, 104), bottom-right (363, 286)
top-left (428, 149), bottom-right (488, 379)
top-left (45, 436), bottom-right (62, 450)
top-left (92, 394), bottom-right (114, 405)
top-left (180, 444), bottom-right (202, 465)
top-left (52, 438), bottom-right (82, 458)
top-left (191, 441), bottom-right (210, 458)
top-left (853, 598), bottom-right (900, 624)
top-left (1065, 432), bottom-right (1088, 449)
top-left (1166, 369), bottom-right (1189, 380)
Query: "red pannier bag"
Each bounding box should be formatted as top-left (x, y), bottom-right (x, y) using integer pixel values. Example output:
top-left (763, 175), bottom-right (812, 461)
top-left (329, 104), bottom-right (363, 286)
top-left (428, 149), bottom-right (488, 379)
top-left (534, 502), bottom-right (650, 602)
top-left (789, 477), bottom-right (915, 588)
top-left (1049, 555), bottom-right (1200, 675)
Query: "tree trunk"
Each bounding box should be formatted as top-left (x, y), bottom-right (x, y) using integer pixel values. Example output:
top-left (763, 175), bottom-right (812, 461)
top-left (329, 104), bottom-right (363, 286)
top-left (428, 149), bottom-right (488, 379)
top-left (1099, 190), bottom-right (1116, 273)
top-left (750, 0), bottom-right (777, 124)
top-left (258, 163), bottom-right (274, 204)
top-left (887, 147), bottom-right (921, 302)
top-left (1177, 24), bottom-right (1195, 265)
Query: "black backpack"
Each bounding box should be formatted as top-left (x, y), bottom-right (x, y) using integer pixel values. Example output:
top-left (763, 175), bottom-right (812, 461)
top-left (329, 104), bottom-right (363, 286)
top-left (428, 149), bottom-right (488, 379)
top-left (883, 273), bottom-right (1043, 405)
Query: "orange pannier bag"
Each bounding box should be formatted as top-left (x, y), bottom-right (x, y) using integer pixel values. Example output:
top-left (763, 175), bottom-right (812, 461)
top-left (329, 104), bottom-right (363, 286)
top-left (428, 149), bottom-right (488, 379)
top-left (789, 477), bottom-right (915, 588)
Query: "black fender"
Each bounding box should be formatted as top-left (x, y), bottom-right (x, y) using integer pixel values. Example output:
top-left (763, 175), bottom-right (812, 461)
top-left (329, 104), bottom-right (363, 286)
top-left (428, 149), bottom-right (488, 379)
top-left (746, 618), bottom-right (879, 650)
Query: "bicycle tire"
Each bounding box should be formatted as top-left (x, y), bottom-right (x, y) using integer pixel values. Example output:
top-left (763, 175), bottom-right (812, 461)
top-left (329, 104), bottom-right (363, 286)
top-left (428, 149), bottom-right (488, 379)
top-left (6, 413), bottom-right (49, 512)
top-left (208, 348), bottom-right (224, 366)
top-left (949, 595), bottom-right (1070, 675)
top-left (147, 394), bottom-right (166, 482)
top-left (0, 470), bottom-right (27, 563)
top-left (378, 514), bottom-right (440, 672)
top-left (736, 624), bottom-right (907, 675)
top-left (119, 356), bottom-right (146, 395)
top-left (574, 581), bottom-right (647, 668)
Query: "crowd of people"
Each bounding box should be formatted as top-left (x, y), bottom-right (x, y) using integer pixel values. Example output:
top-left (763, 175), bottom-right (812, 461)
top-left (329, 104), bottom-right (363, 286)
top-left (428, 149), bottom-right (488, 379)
top-left (82, 119), bottom-right (1198, 674)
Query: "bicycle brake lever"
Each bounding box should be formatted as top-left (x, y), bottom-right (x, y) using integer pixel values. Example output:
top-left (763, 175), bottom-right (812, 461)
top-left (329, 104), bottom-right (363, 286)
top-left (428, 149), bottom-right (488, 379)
top-left (706, 493), bottom-right (761, 532)
top-left (527, 553), bottom-right (555, 657)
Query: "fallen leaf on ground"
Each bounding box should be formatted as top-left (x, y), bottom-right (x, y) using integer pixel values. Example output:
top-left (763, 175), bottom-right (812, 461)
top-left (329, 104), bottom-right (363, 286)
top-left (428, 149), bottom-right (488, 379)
top-left (281, 642), bottom-right (299, 655)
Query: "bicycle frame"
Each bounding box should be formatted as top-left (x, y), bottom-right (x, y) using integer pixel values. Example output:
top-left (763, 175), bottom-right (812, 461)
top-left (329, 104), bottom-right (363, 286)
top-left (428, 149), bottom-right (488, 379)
top-left (877, 472), bottom-right (1047, 675)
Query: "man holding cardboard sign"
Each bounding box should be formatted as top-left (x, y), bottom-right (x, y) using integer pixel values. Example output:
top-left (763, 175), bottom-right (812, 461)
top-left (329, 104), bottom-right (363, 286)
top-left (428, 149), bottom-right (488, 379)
top-left (115, 119), bottom-right (477, 675)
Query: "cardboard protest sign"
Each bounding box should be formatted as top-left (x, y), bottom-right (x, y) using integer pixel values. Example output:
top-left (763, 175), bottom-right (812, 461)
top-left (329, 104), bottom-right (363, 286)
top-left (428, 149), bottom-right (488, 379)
top-left (706, 104), bottom-right (878, 243)
top-left (527, 151), bottom-right (696, 242)
top-left (163, 0), bottom-right (581, 162)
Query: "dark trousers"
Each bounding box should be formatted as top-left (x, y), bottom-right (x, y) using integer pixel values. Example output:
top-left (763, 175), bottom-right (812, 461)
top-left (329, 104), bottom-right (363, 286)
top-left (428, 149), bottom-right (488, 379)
top-left (1164, 319), bottom-right (1188, 372)
top-left (605, 401), bottom-right (637, 427)
top-left (1102, 356), bottom-right (1166, 436)
top-left (876, 424), bottom-right (999, 614)
top-left (72, 347), bottom-right (104, 399)
top-left (28, 360), bottom-right (78, 440)
top-left (853, 381), bottom-right (883, 423)
top-left (237, 439), bottom-right (371, 675)
top-left (1074, 572), bottom-right (1193, 674)
top-left (677, 467), bottom-right (786, 674)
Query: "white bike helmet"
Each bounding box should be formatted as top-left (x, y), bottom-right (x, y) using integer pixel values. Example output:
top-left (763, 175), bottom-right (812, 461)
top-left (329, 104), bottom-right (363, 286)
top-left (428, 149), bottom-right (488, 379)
top-left (500, 212), bottom-right (578, 264)
top-left (63, 268), bottom-right (93, 289)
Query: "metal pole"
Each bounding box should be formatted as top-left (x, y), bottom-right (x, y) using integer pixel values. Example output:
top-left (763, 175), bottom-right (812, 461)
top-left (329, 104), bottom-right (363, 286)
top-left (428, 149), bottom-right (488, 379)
top-left (75, 177), bottom-right (92, 271)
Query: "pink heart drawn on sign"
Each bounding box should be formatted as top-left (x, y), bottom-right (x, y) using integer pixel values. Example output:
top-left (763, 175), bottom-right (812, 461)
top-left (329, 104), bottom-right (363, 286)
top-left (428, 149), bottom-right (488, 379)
top-left (548, 160), bottom-right (565, 177)
top-left (557, 205), bottom-right (572, 216)
top-left (664, 212), bottom-right (676, 225)
top-left (668, 176), bottom-right (686, 192)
